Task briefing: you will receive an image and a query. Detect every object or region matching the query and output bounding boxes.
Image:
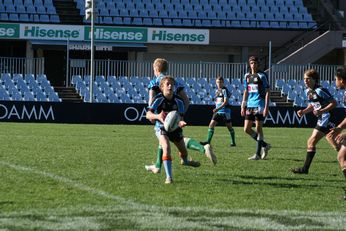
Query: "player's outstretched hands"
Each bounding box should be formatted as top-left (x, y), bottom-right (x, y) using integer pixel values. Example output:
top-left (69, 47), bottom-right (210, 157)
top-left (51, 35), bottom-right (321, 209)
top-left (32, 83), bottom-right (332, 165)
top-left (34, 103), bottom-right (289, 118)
top-left (157, 111), bottom-right (166, 124)
top-left (178, 120), bottom-right (187, 128)
top-left (297, 110), bottom-right (304, 117)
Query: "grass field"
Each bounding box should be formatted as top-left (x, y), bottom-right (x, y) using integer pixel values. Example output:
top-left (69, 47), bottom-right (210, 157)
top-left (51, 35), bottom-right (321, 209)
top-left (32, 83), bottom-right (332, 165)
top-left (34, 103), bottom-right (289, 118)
top-left (0, 122), bottom-right (345, 230)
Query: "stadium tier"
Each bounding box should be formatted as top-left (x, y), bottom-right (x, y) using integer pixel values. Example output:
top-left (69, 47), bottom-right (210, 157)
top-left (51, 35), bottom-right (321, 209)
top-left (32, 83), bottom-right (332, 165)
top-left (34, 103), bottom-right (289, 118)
top-left (69, 74), bottom-right (344, 107)
top-left (0, 73), bottom-right (61, 102)
top-left (0, 0), bottom-right (316, 29)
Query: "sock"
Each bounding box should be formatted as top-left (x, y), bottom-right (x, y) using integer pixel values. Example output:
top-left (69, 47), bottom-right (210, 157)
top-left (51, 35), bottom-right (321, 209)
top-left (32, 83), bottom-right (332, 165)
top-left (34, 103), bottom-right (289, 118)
top-left (229, 128), bottom-right (235, 145)
top-left (342, 168), bottom-right (346, 178)
top-left (251, 132), bottom-right (258, 141)
top-left (155, 145), bottom-right (163, 169)
top-left (303, 151), bottom-right (316, 171)
top-left (256, 140), bottom-right (263, 157)
top-left (178, 151), bottom-right (189, 164)
top-left (163, 159), bottom-right (172, 179)
top-left (185, 138), bottom-right (205, 154)
top-left (207, 128), bottom-right (214, 143)
top-left (251, 132), bottom-right (267, 147)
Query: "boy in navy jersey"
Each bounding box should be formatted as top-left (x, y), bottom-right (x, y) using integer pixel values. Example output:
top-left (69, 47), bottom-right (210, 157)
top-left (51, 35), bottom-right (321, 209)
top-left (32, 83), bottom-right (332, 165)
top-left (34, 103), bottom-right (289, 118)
top-left (241, 56), bottom-right (271, 160)
top-left (147, 76), bottom-right (203, 184)
top-left (145, 58), bottom-right (216, 174)
top-left (202, 76), bottom-right (236, 146)
top-left (291, 69), bottom-right (337, 174)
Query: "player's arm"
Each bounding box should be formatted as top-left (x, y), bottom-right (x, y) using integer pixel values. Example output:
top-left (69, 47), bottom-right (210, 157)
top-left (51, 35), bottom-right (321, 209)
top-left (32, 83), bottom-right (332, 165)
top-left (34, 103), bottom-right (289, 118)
top-left (178, 90), bottom-right (190, 113)
top-left (241, 89), bottom-right (248, 117)
top-left (146, 109), bottom-right (165, 124)
top-left (313, 98), bottom-right (337, 116)
top-left (329, 117), bottom-right (346, 137)
top-left (263, 88), bottom-right (270, 117)
top-left (297, 104), bottom-right (314, 117)
top-left (148, 89), bottom-right (156, 106)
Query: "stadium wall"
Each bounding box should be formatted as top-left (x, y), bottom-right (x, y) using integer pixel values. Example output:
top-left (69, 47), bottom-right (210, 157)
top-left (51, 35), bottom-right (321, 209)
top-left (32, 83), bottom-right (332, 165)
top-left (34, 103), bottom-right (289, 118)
top-left (0, 101), bottom-right (343, 128)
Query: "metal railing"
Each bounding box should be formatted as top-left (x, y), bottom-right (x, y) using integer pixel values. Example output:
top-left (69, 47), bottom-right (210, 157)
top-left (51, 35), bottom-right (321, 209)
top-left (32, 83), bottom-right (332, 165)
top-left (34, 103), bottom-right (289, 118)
top-left (68, 59), bottom-right (248, 83)
top-left (0, 57), bottom-right (44, 76)
top-left (0, 57), bottom-right (339, 90)
top-left (270, 64), bottom-right (338, 86)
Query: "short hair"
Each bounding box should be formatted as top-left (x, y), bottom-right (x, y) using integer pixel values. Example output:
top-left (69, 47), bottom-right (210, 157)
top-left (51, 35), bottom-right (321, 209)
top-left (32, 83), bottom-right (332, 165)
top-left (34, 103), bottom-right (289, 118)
top-left (335, 66), bottom-right (346, 81)
top-left (159, 75), bottom-right (175, 89)
top-left (153, 58), bottom-right (168, 73)
top-left (248, 56), bottom-right (259, 63)
top-left (304, 69), bottom-right (320, 85)
top-left (216, 75), bottom-right (224, 81)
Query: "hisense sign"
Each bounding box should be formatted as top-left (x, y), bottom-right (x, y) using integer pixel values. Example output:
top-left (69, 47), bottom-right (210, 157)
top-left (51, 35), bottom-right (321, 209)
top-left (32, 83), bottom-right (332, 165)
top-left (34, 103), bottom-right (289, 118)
top-left (0, 23), bottom-right (209, 45)
top-left (85, 26), bottom-right (147, 42)
top-left (148, 28), bottom-right (209, 45)
top-left (0, 24), bottom-right (19, 38)
top-left (20, 24), bottom-right (83, 40)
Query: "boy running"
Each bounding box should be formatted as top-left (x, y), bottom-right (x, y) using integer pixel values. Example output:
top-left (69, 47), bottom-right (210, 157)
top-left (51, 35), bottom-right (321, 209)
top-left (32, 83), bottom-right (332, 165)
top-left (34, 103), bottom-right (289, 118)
top-left (145, 58), bottom-right (216, 174)
top-left (291, 69), bottom-right (337, 174)
top-left (146, 76), bottom-right (202, 184)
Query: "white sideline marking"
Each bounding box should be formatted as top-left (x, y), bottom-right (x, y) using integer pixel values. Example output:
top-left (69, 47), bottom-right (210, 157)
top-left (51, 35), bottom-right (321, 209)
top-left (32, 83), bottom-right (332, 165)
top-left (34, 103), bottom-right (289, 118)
top-left (1, 160), bottom-right (346, 230)
top-left (0, 161), bottom-right (138, 207)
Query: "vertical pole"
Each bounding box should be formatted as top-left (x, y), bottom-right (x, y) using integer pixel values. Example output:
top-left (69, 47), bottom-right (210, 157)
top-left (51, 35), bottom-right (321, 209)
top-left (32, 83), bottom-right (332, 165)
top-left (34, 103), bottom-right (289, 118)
top-left (66, 39), bottom-right (69, 87)
top-left (89, 0), bottom-right (95, 103)
top-left (268, 41), bottom-right (272, 88)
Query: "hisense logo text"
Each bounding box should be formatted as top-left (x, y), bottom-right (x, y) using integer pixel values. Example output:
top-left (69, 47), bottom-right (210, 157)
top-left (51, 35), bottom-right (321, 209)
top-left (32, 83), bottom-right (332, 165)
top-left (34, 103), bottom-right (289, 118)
top-left (91, 28), bottom-right (143, 41)
top-left (24, 26), bottom-right (79, 38)
top-left (0, 27), bottom-right (15, 36)
top-left (151, 30), bottom-right (206, 42)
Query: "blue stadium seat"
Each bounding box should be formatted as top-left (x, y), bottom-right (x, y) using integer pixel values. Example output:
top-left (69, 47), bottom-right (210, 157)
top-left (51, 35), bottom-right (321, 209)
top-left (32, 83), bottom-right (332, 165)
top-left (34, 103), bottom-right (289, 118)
top-left (23, 91), bottom-right (35, 101)
top-left (36, 5), bottom-right (46, 14)
top-left (16, 5), bottom-right (26, 14)
top-left (163, 18), bottom-right (172, 26)
top-left (143, 17), bottom-right (152, 25)
top-left (39, 14), bottom-right (49, 22)
top-left (102, 16), bottom-right (112, 24)
top-left (21, 13), bottom-right (37, 24)
top-left (6, 5), bottom-right (16, 13)
top-left (33, 0), bottom-right (44, 7)
top-left (132, 17), bottom-right (143, 25)
top-left (153, 18), bottom-right (162, 26)
top-left (26, 5), bottom-right (36, 14)
top-left (172, 18), bottom-right (182, 26)
top-left (9, 13), bottom-right (19, 21)
top-left (182, 19), bottom-right (193, 26)
top-left (50, 14), bottom-right (59, 23)
top-left (0, 13), bottom-right (9, 21)
top-left (109, 8), bottom-right (119, 16)
top-left (113, 17), bottom-right (123, 24)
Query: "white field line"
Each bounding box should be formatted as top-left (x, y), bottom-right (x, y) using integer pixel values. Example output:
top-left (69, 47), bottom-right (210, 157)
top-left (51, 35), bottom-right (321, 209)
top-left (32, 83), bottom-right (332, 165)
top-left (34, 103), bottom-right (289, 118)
top-left (1, 160), bottom-right (346, 231)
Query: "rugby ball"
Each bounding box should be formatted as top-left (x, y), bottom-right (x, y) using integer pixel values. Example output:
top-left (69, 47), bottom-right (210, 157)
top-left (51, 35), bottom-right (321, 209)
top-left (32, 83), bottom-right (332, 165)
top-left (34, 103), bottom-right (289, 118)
top-left (164, 111), bottom-right (181, 132)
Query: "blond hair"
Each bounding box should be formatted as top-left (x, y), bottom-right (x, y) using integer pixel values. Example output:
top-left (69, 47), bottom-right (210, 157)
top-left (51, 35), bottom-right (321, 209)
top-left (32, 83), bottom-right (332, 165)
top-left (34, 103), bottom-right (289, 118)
top-left (153, 58), bottom-right (168, 73)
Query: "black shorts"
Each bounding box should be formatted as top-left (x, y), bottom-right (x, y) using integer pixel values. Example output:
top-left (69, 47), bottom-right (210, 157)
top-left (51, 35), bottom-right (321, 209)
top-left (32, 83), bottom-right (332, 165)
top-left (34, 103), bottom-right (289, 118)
top-left (212, 113), bottom-right (232, 123)
top-left (245, 107), bottom-right (265, 121)
top-left (161, 127), bottom-right (184, 142)
top-left (315, 122), bottom-right (335, 135)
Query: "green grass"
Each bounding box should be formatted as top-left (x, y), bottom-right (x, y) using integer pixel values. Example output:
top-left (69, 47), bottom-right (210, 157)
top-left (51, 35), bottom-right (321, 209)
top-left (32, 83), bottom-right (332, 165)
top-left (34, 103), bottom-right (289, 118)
top-left (0, 122), bottom-right (345, 230)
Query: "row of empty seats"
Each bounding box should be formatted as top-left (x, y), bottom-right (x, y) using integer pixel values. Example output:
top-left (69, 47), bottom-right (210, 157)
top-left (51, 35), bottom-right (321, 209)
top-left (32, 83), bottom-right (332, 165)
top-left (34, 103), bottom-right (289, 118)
top-left (275, 79), bottom-right (345, 107)
top-left (0, 0), bottom-right (60, 23)
top-left (0, 0), bottom-right (316, 29)
top-left (76, 0), bottom-right (316, 29)
top-left (0, 13), bottom-right (59, 22)
top-left (71, 75), bottom-right (271, 106)
top-left (0, 73), bottom-right (61, 102)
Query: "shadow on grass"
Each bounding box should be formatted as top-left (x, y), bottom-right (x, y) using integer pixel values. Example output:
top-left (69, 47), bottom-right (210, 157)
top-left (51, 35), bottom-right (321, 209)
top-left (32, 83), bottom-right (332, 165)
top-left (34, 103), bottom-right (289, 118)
top-left (217, 174), bottom-right (345, 189)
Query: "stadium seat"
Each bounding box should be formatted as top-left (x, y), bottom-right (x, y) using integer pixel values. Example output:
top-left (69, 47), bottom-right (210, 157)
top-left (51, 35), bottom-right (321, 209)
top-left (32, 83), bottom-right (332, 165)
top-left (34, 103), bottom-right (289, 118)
top-left (23, 91), bottom-right (35, 101)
